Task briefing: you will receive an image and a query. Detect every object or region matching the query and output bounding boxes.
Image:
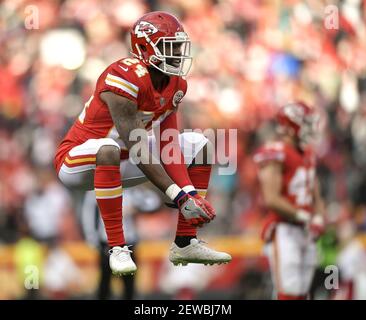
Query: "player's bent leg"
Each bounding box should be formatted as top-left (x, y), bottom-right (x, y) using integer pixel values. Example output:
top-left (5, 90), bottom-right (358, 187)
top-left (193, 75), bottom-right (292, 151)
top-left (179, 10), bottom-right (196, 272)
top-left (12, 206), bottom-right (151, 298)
top-left (174, 141), bottom-right (211, 240)
top-left (115, 132), bottom-right (231, 267)
top-left (95, 145), bottom-right (136, 276)
top-left (58, 138), bottom-right (136, 276)
top-left (58, 138), bottom-right (119, 190)
top-left (169, 133), bottom-right (232, 266)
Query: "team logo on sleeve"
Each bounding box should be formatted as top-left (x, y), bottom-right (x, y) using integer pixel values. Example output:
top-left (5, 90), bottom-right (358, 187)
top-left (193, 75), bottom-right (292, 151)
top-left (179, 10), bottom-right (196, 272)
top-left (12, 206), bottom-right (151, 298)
top-left (135, 21), bottom-right (158, 38)
top-left (173, 90), bottom-right (184, 107)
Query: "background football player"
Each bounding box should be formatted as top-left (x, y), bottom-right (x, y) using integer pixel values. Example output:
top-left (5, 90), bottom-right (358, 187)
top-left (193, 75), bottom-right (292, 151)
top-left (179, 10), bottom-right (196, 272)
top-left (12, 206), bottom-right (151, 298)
top-left (54, 11), bottom-right (231, 276)
top-left (254, 102), bottom-right (326, 300)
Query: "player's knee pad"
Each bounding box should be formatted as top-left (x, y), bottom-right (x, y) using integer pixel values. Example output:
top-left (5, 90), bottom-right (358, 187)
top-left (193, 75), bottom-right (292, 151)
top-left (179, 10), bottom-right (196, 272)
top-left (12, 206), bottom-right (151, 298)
top-left (96, 139), bottom-right (121, 164)
top-left (180, 132), bottom-right (208, 147)
top-left (179, 132), bottom-right (210, 165)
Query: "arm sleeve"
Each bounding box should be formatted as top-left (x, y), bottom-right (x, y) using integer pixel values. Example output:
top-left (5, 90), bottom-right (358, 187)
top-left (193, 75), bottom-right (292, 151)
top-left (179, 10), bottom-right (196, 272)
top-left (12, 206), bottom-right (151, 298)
top-left (157, 112), bottom-right (193, 188)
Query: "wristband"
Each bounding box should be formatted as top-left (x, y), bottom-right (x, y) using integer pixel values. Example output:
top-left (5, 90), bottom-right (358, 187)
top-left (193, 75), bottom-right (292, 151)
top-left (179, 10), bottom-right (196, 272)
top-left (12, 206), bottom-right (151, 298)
top-left (182, 185), bottom-right (196, 194)
top-left (165, 184), bottom-right (183, 201)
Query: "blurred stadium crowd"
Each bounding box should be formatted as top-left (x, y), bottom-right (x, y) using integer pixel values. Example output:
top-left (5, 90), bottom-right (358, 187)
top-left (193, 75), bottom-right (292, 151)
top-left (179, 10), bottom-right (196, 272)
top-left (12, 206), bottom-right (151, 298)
top-left (1, 0), bottom-right (366, 299)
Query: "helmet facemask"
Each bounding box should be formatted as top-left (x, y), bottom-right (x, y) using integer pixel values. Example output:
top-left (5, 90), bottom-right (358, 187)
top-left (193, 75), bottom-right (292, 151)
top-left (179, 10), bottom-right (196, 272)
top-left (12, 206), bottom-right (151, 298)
top-left (150, 32), bottom-right (192, 76)
top-left (131, 13), bottom-right (193, 77)
top-left (133, 31), bottom-right (192, 77)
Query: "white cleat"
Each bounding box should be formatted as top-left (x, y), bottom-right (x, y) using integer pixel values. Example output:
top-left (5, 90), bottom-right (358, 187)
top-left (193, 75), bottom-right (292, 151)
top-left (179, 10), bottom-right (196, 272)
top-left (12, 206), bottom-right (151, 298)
top-left (109, 246), bottom-right (137, 276)
top-left (169, 238), bottom-right (232, 266)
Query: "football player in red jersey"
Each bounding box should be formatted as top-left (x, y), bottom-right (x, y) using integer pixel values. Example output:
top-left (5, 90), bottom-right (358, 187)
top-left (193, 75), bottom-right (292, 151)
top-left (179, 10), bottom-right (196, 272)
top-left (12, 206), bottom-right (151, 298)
top-left (254, 102), bottom-right (326, 300)
top-left (54, 11), bottom-right (231, 276)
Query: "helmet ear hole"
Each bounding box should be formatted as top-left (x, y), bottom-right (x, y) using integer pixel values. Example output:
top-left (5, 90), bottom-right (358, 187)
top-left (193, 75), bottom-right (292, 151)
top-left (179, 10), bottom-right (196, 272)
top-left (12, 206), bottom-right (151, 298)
top-left (140, 45), bottom-right (147, 52)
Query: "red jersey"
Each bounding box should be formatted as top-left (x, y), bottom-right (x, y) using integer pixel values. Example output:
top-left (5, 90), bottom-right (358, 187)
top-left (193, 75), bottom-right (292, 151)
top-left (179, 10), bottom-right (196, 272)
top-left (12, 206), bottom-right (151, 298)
top-left (253, 140), bottom-right (316, 240)
top-left (54, 57), bottom-right (187, 173)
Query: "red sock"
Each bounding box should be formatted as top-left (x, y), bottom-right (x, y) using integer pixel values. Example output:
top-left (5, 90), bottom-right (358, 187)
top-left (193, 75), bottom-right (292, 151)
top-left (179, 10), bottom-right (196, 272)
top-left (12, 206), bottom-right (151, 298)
top-left (277, 293), bottom-right (307, 300)
top-left (94, 165), bottom-right (125, 247)
top-left (176, 165), bottom-right (212, 236)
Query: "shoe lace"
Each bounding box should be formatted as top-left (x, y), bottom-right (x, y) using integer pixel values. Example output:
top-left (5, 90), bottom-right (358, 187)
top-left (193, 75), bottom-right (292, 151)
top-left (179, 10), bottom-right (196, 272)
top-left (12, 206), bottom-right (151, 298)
top-left (194, 239), bottom-right (223, 258)
top-left (195, 239), bottom-right (213, 253)
top-left (109, 245), bottom-right (133, 256)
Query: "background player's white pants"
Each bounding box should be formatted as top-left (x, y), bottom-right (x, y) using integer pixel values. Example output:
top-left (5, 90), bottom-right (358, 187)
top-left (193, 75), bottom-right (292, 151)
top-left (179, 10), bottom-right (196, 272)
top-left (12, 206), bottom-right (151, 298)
top-left (58, 132), bottom-right (208, 190)
top-left (264, 223), bottom-right (318, 297)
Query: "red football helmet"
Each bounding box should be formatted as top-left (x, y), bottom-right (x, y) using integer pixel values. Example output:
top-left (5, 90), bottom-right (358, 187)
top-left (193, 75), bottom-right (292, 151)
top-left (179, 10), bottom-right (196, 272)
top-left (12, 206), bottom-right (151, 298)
top-left (130, 11), bottom-right (192, 77)
top-left (277, 101), bottom-right (319, 146)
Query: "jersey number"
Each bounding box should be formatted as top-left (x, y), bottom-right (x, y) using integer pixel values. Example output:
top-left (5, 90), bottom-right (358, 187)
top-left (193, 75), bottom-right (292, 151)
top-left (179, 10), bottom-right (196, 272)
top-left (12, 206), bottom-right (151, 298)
top-left (288, 167), bottom-right (315, 206)
top-left (122, 58), bottom-right (148, 78)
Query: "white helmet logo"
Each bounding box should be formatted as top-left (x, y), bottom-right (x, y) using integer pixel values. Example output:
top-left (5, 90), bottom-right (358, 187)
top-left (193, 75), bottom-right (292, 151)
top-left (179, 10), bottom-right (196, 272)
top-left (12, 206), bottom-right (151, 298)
top-left (135, 21), bottom-right (158, 38)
